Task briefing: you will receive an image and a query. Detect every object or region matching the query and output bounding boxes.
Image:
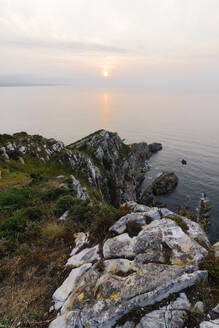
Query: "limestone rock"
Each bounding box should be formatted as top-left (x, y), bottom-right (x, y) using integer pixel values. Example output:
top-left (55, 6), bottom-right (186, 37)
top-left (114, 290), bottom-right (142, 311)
top-left (200, 319), bottom-right (219, 327)
top-left (49, 203), bottom-right (209, 328)
top-left (194, 301), bottom-right (204, 313)
top-left (104, 218), bottom-right (207, 266)
top-left (52, 263), bottom-right (92, 310)
top-left (109, 213), bottom-right (148, 235)
top-left (67, 245), bottom-right (100, 267)
top-left (59, 210), bottom-right (69, 221)
top-left (70, 175), bottom-right (89, 200)
top-left (136, 293), bottom-right (191, 328)
top-left (212, 304), bottom-right (219, 314)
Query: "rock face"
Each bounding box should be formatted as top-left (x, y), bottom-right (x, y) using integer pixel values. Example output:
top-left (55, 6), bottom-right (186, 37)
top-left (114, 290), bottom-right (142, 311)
top-left (0, 130), bottom-right (161, 207)
top-left (49, 202), bottom-right (209, 328)
top-left (68, 130), bottom-right (153, 207)
top-left (152, 172), bottom-right (178, 195)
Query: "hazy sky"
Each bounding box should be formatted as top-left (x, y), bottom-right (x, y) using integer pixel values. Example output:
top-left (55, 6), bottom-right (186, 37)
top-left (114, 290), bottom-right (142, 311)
top-left (0, 0), bottom-right (219, 87)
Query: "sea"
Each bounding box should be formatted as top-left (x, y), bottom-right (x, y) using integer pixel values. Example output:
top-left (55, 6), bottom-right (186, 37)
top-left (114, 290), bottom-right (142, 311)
top-left (1, 85), bottom-right (219, 243)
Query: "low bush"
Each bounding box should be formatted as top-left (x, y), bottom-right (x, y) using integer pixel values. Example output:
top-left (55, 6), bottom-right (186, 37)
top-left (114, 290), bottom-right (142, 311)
top-left (0, 207), bottom-right (42, 243)
top-left (168, 215), bottom-right (189, 233)
top-left (41, 187), bottom-right (69, 202)
top-left (200, 249), bottom-right (219, 282)
top-left (0, 210), bottom-right (29, 242)
top-left (53, 195), bottom-right (76, 217)
top-left (0, 188), bottom-right (30, 210)
top-left (24, 207), bottom-right (43, 221)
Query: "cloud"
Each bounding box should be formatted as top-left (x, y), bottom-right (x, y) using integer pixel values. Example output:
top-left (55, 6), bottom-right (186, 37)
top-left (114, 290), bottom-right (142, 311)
top-left (0, 38), bottom-right (128, 55)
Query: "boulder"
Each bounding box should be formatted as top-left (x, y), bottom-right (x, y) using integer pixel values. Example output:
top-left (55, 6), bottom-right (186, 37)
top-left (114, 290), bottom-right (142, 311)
top-left (152, 172), bottom-right (178, 195)
top-left (149, 143), bottom-right (162, 153)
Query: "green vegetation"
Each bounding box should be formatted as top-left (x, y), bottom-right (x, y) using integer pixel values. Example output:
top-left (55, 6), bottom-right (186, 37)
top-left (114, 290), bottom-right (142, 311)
top-left (200, 248), bottom-right (219, 282)
top-left (53, 195), bottom-right (76, 217)
top-left (168, 215), bottom-right (189, 233)
top-left (41, 223), bottom-right (65, 241)
top-left (0, 188), bottom-right (30, 210)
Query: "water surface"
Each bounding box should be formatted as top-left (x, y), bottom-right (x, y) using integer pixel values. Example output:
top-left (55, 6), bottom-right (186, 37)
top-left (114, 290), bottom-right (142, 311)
top-left (1, 86), bottom-right (219, 242)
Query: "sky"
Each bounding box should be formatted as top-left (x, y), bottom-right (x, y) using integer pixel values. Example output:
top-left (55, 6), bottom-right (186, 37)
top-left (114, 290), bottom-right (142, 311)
top-left (0, 0), bottom-right (219, 88)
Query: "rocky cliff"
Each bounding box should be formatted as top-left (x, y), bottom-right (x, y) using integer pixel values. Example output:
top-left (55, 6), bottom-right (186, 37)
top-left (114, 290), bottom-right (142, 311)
top-left (0, 130), bottom-right (161, 207)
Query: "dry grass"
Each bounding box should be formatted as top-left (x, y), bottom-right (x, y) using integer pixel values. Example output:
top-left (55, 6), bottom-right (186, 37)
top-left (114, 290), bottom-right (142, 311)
top-left (0, 240), bottom-right (73, 328)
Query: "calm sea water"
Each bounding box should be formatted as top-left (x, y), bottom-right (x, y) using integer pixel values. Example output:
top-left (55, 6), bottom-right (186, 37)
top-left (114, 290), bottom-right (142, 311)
top-left (1, 86), bottom-right (219, 242)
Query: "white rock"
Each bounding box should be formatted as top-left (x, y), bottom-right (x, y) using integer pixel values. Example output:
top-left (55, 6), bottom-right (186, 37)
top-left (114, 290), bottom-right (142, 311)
top-left (19, 146), bottom-right (26, 153)
top-left (109, 213), bottom-right (148, 234)
top-left (7, 142), bottom-right (14, 151)
top-left (71, 232), bottom-right (89, 256)
top-left (212, 304), bottom-right (219, 314)
top-left (52, 263), bottom-right (92, 310)
top-left (136, 293), bottom-right (191, 328)
top-left (194, 301), bottom-right (204, 313)
top-left (59, 210), bottom-right (69, 221)
top-left (70, 175), bottom-right (89, 200)
top-left (67, 245), bottom-right (100, 267)
top-left (103, 233), bottom-right (136, 259)
top-left (200, 319), bottom-right (219, 328)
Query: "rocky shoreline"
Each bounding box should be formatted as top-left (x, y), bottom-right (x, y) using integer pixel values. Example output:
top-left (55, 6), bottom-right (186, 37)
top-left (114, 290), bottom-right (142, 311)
top-left (0, 130), bottom-right (218, 327)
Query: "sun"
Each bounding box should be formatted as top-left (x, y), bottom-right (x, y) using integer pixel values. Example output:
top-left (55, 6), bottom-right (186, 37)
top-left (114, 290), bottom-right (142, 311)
top-left (103, 70), bottom-right (109, 78)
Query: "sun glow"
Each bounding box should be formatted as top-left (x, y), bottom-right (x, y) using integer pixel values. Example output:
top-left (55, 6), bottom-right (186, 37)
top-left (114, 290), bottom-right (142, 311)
top-left (103, 70), bottom-right (109, 77)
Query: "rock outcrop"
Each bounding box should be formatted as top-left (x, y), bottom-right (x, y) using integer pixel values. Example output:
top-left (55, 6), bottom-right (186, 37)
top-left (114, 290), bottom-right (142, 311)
top-left (0, 130), bottom-right (161, 207)
top-left (49, 202), bottom-right (209, 328)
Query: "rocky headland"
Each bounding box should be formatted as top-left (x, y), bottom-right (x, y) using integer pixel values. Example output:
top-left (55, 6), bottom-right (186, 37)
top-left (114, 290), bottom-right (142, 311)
top-left (0, 130), bottom-right (218, 328)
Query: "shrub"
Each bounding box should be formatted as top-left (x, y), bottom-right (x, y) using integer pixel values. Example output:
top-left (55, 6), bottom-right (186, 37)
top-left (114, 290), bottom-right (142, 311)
top-left (0, 210), bottom-right (29, 241)
top-left (0, 207), bottom-right (42, 242)
top-left (24, 207), bottom-right (43, 221)
top-left (53, 195), bottom-right (75, 217)
top-left (41, 223), bottom-right (65, 241)
top-left (200, 249), bottom-right (219, 282)
top-left (30, 171), bottom-right (43, 182)
top-left (13, 132), bottom-right (28, 137)
top-left (0, 188), bottom-right (30, 210)
top-left (41, 187), bottom-right (68, 202)
top-left (169, 216), bottom-right (189, 233)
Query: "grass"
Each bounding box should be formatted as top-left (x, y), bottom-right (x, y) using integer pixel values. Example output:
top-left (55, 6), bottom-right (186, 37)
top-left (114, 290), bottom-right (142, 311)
top-left (41, 223), bottom-right (65, 241)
